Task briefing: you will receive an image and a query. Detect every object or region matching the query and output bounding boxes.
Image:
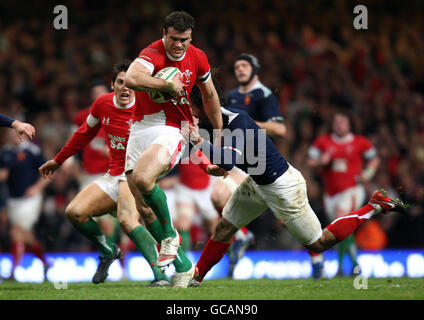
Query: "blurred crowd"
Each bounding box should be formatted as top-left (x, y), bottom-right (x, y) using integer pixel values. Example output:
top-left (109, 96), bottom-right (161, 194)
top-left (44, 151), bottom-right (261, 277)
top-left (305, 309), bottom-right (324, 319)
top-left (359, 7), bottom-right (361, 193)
top-left (0, 0), bottom-right (423, 253)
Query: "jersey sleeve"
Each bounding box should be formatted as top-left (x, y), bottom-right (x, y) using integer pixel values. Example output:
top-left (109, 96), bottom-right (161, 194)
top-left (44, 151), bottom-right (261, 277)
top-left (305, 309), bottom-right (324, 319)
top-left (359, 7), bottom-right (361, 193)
top-left (359, 136), bottom-right (377, 160)
top-left (308, 136), bottom-right (325, 160)
top-left (260, 93), bottom-right (284, 123)
top-left (0, 114), bottom-right (14, 127)
top-left (196, 48), bottom-right (211, 83)
top-left (135, 47), bottom-right (161, 75)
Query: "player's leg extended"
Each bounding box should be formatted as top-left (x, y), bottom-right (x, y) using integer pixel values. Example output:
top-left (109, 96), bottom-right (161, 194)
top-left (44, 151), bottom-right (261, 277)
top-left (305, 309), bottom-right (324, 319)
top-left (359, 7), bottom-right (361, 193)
top-left (127, 172), bottom-right (193, 276)
top-left (117, 180), bottom-right (171, 285)
top-left (210, 173), bottom-right (254, 277)
top-left (65, 183), bottom-right (117, 259)
top-left (196, 177), bottom-right (268, 283)
top-left (8, 194), bottom-right (46, 278)
top-left (305, 190), bottom-right (408, 254)
top-left (9, 225), bottom-right (25, 278)
top-left (333, 188), bottom-right (363, 275)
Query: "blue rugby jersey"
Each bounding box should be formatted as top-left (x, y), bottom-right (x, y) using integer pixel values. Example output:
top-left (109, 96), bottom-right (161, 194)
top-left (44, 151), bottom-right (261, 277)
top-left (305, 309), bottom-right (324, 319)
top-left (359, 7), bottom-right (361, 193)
top-left (0, 141), bottom-right (45, 198)
top-left (0, 114), bottom-right (14, 127)
top-left (226, 81), bottom-right (284, 124)
top-left (196, 106), bottom-right (288, 185)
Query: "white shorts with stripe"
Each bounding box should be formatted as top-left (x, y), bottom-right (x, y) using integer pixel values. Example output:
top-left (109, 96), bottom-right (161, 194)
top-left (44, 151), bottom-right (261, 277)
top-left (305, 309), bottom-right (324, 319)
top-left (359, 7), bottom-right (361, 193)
top-left (125, 121), bottom-right (186, 179)
top-left (222, 165), bottom-right (322, 245)
top-left (323, 185), bottom-right (366, 221)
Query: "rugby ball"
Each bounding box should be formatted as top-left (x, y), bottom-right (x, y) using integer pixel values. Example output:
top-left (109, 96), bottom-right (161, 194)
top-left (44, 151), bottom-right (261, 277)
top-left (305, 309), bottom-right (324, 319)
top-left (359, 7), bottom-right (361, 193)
top-left (148, 67), bottom-right (182, 103)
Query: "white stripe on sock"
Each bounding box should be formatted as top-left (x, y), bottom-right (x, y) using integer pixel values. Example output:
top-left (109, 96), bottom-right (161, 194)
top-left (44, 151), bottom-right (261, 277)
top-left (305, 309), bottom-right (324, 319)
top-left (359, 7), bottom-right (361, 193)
top-left (330, 207), bottom-right (376, 225)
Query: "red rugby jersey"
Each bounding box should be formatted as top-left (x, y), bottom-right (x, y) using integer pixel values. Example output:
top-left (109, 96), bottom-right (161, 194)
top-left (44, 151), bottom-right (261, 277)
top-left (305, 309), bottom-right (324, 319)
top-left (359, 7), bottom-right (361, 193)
top-left (73, 107), bottom-right (110, 175)
top-left (133, 39), bottom-right (211, 128)
top-left (55, 93), bottom-right (134, 176)
top-left (178, 149), bottom-right (212, 190)
top-left (308, 134), bottom-right (377, 196)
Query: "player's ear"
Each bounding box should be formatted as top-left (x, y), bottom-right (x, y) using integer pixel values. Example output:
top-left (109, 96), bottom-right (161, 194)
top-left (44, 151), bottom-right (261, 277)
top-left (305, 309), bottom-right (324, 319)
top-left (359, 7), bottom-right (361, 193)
top-left (110, 81), bottom-right (114, 91)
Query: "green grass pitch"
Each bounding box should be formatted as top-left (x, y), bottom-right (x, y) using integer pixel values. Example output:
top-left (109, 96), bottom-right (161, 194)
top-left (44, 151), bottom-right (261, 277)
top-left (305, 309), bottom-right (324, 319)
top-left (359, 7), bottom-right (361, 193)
top-left (1, 277), bottom-right (423, 300)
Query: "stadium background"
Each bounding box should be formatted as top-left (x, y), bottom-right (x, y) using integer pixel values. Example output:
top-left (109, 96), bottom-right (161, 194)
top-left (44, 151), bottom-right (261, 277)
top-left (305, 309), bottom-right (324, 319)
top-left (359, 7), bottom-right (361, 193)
top-left (0, 0), bottom-right (423, 280)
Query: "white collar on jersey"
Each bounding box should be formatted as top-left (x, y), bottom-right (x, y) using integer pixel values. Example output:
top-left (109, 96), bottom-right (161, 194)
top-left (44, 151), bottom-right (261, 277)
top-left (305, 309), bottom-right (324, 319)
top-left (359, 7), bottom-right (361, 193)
top-left (238, 80), bottom-right (262, 95)
top-left (162, 38), bottom-right (187, 61)
top-left (113, 95), bottom-right (135, 109)
top-left (331, 133), bottom-right (354, 144)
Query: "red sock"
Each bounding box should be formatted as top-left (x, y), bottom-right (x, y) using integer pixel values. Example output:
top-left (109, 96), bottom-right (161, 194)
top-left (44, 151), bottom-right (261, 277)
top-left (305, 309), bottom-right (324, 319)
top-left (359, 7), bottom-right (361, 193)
top-left (240, 227), bottom-right (249, 235)
top-left (196, 238), bottom-right (231, 280)
top-left (327, 204), bottom-right (376, 242)
top-left (28, 241), bottom-right (47, 265)
top-left (11, 241), bottom-right (25, 269)
top-left (309, 250), bottom-right (320, 256)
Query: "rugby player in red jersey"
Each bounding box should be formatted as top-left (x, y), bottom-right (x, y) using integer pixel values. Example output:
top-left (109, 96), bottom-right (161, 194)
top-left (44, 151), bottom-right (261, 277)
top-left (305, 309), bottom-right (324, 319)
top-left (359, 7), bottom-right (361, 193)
top-left (307, 110), bottom-right (381, 278)
top-left (73, 81), bottom-right (110, 187)
top-left (124, 11), bottom-right (223, 287)
top-left (39, 61), bottom-right (171, 286)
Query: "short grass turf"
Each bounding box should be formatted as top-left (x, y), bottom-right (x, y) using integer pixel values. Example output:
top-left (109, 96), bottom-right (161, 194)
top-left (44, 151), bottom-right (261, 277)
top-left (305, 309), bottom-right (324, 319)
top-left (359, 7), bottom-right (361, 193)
top-left (1, 277), bottom-right (423, 300)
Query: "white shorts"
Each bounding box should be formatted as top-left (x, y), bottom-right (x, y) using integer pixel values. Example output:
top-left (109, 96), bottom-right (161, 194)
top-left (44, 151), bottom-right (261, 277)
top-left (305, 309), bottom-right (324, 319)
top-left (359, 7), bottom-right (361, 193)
top-left (223, 165), bottom-right (322, 245)
top-left (125, 122), bottom-right (186, 178)
top-left (79, 172), bottom-right (105, 191)
top-left (324, 185), bottom-right (366, 221)
top-left (94, 172), bottom-right (127, 203)
top-left (7, 193), bottom-right (43, 230)
top-left (175, 182), bottom-right (219, 221)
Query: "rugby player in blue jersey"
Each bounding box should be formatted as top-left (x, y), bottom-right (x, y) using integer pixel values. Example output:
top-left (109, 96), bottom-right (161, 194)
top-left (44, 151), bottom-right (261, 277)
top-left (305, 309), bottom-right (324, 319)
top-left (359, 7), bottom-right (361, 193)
top-left (211, 54), bottom-right (287, 277)
top-left (186, 84), bottom-right (407, 285)
top-left (0, 129), bottom-right (50, 280)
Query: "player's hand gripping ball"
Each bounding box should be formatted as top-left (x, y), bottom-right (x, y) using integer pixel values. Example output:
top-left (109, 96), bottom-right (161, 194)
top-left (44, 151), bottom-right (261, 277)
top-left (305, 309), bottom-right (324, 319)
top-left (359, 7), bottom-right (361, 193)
top-left (148, 67), bottom-right (182, 103)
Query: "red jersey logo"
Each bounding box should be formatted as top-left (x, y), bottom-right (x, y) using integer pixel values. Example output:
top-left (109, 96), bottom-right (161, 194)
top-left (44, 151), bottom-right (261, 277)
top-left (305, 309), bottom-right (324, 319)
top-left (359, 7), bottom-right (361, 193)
top-left (244, 95), bottom-right (251, 106)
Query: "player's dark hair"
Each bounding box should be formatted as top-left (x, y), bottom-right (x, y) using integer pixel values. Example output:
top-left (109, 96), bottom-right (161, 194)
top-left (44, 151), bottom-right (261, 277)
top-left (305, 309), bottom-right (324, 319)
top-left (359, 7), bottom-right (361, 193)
top-left (331, 108), bottom-right (356, 133)
top-left (190, 69), bottom-right (225, 109)
top-left (112, 59), bottom-right (132, 83)
top-left (89, 79), bottom-right (108, 91)
top-left (164, 11), bottom-right (195, 33)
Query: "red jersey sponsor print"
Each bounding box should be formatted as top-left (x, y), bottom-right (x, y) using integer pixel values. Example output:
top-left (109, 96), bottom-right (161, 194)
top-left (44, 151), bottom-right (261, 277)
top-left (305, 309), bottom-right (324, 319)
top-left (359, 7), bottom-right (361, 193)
top-left (133, 39), bottom-right (211, 128)
top-left (55, 93), bottom-right (135, 176)
top-left (309, 134), bottom-right (377, 196)
top-left (73, 107), bottom-right (110, 175)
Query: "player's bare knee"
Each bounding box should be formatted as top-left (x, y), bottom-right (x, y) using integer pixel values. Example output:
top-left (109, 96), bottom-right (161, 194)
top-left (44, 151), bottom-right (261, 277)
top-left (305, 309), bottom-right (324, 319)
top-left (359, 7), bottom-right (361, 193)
top-left (305, 231), bottom-right (337, 254)
top-left (305, 242), bottom-right (325, 254)
top-left (132, 171), bottom-right (154, 194)
top-left (65, 203), bottom-right (89, 225)
top-left (211, 188), bottom-right (229, 209)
